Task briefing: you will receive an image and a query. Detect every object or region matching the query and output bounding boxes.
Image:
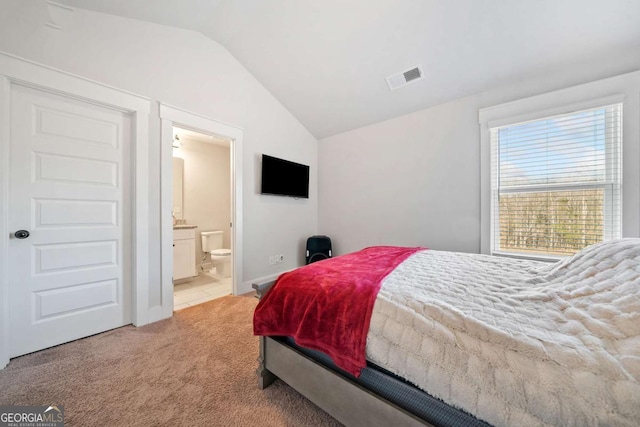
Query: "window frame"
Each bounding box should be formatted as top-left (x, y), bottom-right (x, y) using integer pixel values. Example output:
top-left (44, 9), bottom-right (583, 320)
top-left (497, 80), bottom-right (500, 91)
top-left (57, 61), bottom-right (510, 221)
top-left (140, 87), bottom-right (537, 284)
top-left (479, 71), bottom-right (640, 259)
top-left (490, 103), bottom-right (622, 259)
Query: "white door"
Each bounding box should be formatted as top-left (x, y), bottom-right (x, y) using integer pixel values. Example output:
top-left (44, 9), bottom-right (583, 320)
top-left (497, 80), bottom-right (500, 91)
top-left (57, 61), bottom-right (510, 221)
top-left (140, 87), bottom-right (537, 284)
top-left (8, 84), bottom-right (132, 358)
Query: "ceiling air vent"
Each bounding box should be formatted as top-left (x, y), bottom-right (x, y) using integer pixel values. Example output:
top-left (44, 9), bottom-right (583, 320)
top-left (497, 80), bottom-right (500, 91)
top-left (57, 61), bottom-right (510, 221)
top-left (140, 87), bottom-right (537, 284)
top-left (385, 65), bottom-right (424, 91)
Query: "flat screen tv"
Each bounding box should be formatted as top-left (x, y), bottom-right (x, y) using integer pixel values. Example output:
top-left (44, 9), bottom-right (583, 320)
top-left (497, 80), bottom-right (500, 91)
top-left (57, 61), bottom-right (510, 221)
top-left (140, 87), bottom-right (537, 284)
top-left (261, 154), bottom-right (309, 199)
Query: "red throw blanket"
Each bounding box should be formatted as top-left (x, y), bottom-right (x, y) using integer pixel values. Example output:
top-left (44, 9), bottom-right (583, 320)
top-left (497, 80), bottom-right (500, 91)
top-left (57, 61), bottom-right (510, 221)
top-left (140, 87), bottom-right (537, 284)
top-left (253, 246), bottom-right (424, 377)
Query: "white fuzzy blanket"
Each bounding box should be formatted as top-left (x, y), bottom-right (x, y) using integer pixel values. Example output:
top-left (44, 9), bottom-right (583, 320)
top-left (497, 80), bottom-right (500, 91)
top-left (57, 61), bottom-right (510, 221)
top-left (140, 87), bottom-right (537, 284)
top-left (366, 239), bottom-right (640, 426)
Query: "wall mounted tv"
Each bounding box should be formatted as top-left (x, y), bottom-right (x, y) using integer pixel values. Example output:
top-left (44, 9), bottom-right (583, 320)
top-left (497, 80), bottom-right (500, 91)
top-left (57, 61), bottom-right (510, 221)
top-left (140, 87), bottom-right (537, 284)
top-left (261, 154), bottom-right (310, 199)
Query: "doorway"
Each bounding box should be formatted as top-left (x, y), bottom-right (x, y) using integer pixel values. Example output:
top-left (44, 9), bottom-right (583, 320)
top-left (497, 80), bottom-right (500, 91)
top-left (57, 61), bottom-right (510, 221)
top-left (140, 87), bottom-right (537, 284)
top-left (172, 127), bottom-right (233, 309)
top-left (158, 103), bottom-right (243, 319)
top-left (0, 53), bottom-right (150, 368)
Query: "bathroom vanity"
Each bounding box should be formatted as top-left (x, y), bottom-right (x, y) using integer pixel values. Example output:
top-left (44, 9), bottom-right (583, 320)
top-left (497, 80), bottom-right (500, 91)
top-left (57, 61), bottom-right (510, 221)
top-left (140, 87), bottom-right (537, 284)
top-left (173, 225), bottom-right (197, 281)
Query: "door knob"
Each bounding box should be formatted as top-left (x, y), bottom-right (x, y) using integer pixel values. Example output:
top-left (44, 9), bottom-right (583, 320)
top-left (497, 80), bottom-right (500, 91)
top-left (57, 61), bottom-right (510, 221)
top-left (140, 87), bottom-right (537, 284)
top-left (14, 230), bottom-right (30, 239)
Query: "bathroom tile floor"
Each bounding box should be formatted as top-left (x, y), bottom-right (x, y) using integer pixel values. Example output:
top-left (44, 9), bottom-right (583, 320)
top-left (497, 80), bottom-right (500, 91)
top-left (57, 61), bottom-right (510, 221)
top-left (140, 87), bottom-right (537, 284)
top-left (173, 271), bottom-right (232, 311)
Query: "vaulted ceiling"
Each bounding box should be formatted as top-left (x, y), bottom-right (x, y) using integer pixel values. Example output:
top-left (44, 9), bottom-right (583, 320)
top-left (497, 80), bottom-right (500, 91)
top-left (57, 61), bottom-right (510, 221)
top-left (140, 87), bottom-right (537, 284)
top-left (60, 0), bottom-right (640, 138)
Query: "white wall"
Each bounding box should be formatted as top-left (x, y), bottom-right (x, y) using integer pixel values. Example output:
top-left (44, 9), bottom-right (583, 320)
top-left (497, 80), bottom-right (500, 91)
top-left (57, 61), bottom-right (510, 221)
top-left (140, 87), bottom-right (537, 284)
top-left (174, 138), bottom-right (231, 265)
top-left (0, 1), bottom-right (317, 306)
top-left (319, 56), bottom-right (640, 256)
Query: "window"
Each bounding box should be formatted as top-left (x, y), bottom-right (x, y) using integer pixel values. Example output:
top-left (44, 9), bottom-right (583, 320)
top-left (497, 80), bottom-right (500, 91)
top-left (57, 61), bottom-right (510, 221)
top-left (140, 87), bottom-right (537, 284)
top-left (490, 104), bottom-right (621, 257)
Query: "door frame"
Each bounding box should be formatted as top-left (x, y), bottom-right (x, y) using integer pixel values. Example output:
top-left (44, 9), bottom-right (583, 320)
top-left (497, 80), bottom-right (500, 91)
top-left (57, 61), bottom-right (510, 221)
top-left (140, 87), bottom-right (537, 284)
top-left (158, 103), bottom-right (243, 319)
top-left (0, 52), bottom-right (151, 368)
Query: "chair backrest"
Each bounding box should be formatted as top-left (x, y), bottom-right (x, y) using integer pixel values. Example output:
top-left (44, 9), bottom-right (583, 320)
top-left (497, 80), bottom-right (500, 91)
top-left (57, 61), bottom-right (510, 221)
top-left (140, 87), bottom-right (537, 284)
top-left (306, 235), bottom-right (332, 264)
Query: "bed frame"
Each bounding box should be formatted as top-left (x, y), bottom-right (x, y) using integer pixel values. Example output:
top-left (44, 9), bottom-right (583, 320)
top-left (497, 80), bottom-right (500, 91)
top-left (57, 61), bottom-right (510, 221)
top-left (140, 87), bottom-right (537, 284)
top-left (253, 280), bottom-right (433, 427)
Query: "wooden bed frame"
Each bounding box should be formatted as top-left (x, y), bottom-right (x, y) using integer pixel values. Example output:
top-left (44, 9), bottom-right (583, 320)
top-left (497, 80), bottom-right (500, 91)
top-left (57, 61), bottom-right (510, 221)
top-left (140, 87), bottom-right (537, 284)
top-left (253, 280), bottom-right (434, 427)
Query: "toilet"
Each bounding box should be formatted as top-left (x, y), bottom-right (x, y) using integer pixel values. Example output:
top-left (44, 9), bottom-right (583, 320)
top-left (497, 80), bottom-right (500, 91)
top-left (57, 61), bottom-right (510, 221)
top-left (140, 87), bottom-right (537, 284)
top-left (201, 231), bottom-right (232, 278)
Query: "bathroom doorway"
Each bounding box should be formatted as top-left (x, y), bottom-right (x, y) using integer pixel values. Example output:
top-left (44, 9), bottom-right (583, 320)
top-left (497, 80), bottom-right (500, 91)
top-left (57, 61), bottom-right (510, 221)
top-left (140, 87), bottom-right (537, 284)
top-left (172, 126), bottom-right (233, 310)
top-left (158, 102), bottom-right (243, 321)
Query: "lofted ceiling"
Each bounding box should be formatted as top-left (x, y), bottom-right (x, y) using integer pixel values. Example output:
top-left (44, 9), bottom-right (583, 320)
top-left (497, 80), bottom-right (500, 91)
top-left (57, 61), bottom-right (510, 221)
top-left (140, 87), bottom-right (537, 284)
top-left (60, 0), bottom-right (640, 139)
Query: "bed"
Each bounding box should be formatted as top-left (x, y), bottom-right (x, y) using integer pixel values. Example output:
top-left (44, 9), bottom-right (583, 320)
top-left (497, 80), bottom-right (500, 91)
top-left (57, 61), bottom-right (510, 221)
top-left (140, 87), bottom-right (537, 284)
top-left (253, 239), bottom-right (640, 427)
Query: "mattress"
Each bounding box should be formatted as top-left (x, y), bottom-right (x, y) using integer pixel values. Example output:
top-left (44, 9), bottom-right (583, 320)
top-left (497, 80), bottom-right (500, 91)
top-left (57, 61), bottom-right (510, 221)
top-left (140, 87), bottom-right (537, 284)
top-left (283, 336), bottom-right (490, 427)
top-left (366, 239), bottom-right (640, 426)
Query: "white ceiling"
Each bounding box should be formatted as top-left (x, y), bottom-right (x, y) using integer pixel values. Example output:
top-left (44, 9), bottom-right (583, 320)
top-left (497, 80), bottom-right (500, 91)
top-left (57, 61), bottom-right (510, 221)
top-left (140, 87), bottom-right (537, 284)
top-left (60, 0), bottom-right (640, 139)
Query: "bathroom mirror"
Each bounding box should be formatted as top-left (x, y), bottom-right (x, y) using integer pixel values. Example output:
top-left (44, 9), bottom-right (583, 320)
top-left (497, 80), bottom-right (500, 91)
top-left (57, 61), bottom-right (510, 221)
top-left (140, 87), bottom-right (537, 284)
top-left (172, 157), bottom-right (184, 219)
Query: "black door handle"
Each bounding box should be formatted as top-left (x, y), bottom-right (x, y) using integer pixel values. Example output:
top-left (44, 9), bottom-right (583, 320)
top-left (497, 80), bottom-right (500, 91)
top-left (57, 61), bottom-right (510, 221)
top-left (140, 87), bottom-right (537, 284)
top-left (14, 230), bottom-right (30, 239)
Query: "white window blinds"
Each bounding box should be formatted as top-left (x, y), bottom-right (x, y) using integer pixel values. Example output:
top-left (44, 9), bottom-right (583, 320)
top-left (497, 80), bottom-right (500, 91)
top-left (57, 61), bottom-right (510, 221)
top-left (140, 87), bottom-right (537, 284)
top-left (490, 103), bottom-right (622, 257)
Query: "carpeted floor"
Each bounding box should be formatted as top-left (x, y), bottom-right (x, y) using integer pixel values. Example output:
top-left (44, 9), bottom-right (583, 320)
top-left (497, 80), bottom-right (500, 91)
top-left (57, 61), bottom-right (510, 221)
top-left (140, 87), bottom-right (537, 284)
top-left (0, 295), bottom-right (343, 426)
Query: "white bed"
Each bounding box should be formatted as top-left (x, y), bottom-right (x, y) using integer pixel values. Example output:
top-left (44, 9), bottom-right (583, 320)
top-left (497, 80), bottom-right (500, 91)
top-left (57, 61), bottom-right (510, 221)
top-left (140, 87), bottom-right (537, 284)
top-left (256, 238), bottom-right (640, 426)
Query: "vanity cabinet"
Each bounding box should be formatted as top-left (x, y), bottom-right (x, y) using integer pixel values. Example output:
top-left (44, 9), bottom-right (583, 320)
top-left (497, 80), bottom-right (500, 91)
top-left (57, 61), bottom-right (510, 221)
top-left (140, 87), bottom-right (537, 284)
top-left (173, 228), bottom-right (196, 281)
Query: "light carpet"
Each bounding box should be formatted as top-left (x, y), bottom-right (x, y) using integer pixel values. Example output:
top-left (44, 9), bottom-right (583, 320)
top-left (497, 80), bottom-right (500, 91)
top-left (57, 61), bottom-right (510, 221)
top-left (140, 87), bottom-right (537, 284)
top-left (0, 295), bottom-right (342, 426)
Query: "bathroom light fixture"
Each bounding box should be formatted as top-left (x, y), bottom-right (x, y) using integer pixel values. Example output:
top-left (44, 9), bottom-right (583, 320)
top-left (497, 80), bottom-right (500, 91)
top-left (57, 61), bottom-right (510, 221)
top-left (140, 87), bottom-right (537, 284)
top-left (172, 134), bottom-right (182, 148)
